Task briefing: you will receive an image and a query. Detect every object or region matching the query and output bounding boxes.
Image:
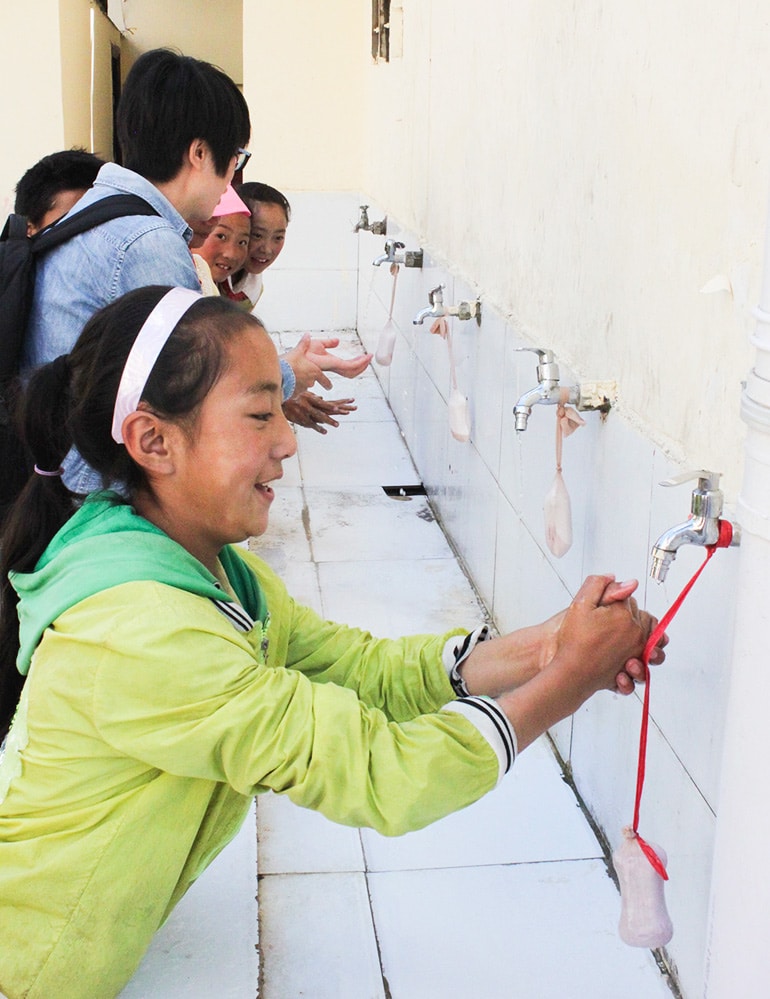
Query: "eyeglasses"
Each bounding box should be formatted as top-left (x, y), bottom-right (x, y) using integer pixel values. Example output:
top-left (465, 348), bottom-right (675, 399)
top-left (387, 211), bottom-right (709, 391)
top-left (235, 149), bottom-right (251, 173)
top-left (234, 148), bottom-right (251, 172)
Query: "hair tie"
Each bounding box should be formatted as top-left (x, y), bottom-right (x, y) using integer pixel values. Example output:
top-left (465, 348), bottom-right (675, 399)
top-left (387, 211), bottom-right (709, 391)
top-left (111, 287), bottom-right (203, 444)
top-left (34, 464), bottom-right (64, 477)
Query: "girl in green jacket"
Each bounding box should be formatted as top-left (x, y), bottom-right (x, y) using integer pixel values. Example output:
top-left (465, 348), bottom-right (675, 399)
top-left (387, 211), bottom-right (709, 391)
top-left (0, 287), bottom-right (663, 999)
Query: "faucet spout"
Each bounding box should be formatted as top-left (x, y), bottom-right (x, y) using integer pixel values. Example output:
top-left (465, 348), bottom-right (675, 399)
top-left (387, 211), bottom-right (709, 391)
top-left (649, 470), bottom-right (740, 582)
top-left (354, 205), bottom-right (370, 233)
top-left (512, 348), bottom-right (580, 431)
top-left (412, 284), bottom-right (446, 324)
top-left (513, 383), bottom-right (559, 431)
top-left (355, 205), bottom-right (387, 235)
top-left (413, 305), bottom-right (439, 324)
top-left (650, 517), bottom-right (721, 582)
top-left (373, 239), bottom-right (405, 266)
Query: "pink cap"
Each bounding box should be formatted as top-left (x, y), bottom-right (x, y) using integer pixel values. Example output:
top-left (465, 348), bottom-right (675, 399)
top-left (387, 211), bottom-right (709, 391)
top-left (211, 185), bottom-right (251, 218)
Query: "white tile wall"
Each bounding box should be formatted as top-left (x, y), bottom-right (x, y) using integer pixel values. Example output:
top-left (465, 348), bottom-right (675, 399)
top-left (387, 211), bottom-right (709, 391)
top-left (255, 191), bottom-right (361, 333)
top-left (249, 190), bottom-right (736, 997)
top-left (345, 198), bottom-right (737, 999)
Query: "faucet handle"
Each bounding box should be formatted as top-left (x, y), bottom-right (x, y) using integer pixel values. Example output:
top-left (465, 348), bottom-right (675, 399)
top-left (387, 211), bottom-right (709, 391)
top-left (428, 284), bottom-right (445, 304)
top-left (660, 469), bottom-right (722, 491)
top-left (516, 346), bottom-right (560, 382)
top-left (661, 469), bottom-right (725, 520)
top-left (516, 347), bottom-right (555, 363)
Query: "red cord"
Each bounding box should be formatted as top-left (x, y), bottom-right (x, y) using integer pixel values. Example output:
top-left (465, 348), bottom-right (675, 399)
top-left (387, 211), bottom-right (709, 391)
top-left (631, 519), bottom-right (732, 877)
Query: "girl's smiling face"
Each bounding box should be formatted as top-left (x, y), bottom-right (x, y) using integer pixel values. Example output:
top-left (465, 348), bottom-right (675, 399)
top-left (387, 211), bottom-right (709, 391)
top-left (196, 212), bottom-right (251, 283)
top-left (245, 201), bottom-right (288, 275)
top-left (142, 326), bottom-right (297, 572)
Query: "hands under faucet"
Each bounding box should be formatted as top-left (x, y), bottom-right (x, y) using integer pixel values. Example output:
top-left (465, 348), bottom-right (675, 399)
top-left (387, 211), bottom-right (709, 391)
top-left (284, 333), bottom-right (373, 395)
top-left (454, 575), bottom-right (667, 753)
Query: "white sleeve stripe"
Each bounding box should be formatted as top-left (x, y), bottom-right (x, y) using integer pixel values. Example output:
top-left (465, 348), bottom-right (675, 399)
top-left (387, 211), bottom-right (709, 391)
top-left (442, 696), bottom-right (517, 783)
top-left (212, 598), bottom-right (255, 633)
top-left (442, 626), bottom-right (491, 697)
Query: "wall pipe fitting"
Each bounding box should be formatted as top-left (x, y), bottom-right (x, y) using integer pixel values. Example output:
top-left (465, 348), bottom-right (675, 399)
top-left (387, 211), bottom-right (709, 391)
top-left (704, 186), bottom-right (770, 997)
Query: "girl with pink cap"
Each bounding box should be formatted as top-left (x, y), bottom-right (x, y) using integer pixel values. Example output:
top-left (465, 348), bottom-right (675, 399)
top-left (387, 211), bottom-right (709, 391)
top-left (190, 185), bottom-right (252, 301)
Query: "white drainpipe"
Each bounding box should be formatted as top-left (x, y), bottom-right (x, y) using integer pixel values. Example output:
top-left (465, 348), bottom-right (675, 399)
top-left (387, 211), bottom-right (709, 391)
top-left (703, 191), bottom-right (770, 996)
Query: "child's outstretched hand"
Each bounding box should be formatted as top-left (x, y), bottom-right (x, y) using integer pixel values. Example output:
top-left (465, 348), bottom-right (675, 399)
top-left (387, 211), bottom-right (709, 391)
top-left (305, 336), bottom-right (373, 379)
top-left (283, 392), bottom-right (357, 433)
top-left (284, 335), bottom-right (373, 395)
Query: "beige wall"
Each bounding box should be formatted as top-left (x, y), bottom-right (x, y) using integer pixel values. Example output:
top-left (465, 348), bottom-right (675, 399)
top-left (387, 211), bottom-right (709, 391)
top-left (119, 0), bottom-right (243, 84)
top-left (0, 1), bottom-right (118, 214)
top-left (360, 1), bottom-right (770, 500)
top-left (91, 10), bottom-right (119, 161)
top-left (58, 0), bottom-right (93, 150)
top-left (242, 1), bottom-right (367, 191)
top-left (0, 1), bottom-right (66, 214)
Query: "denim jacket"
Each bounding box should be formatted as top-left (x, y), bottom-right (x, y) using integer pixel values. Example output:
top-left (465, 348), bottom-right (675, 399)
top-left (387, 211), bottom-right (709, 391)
top-left (23, 164), bottom-right (293, 494)
top-left (24, 163), bottom-right (198, 372)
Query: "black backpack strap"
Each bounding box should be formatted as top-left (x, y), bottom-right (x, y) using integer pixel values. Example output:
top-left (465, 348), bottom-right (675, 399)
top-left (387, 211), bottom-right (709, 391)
top-left (0, 214), bottom-right (30, 242)
top-left (31, 194), bottom-right (160, 255)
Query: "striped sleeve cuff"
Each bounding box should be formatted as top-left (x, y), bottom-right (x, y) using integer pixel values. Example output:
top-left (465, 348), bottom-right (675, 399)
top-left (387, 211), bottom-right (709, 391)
top-left (442, 695), bottom-right (517, 784)
top-left (441, 625), bottom-right (490, 697)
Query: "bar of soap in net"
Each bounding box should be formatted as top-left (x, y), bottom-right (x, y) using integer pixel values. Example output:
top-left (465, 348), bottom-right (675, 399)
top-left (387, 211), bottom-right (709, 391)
top-left (375, 323), bottom-right (397, 366)
top-left (448, 388), bottom-right (470, 442)
top-left (543, 469), bottom-right (572, 557)
top-left (614, 827), bottom-right (673, 948)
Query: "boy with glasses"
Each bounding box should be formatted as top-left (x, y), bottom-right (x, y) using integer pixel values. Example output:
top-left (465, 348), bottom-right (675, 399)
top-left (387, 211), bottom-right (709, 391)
top-left (22, 48), bottom-right (251, 493)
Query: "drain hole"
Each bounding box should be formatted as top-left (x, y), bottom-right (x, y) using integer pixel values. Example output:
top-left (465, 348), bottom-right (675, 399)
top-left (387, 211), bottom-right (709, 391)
top-left (382, 484), bottom-right (427, 499)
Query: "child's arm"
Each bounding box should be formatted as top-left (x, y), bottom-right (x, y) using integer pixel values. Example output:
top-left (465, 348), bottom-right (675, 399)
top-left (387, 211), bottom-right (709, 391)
top-left (283, 334), bottom-right (372, 395)
top-left (283, 392), bottom-right (357, 433)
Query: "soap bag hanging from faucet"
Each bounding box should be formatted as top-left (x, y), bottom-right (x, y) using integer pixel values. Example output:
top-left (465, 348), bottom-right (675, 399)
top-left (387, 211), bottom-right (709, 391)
top-left (543, 397), bottom-right (584, 558)
top-left (431, 317), bottom-right (471, 442)
top-left (375, 263), bottom-right (400, 366)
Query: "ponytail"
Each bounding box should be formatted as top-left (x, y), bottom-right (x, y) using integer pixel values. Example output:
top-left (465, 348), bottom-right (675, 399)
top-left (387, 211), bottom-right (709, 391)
top-left (0, 355), bottom-right (75, 739)
top-left (0, 288), bottom-right (256, 739)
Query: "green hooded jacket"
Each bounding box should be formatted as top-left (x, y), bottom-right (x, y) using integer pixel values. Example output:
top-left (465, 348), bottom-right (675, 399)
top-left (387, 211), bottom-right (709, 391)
top-left (0, 494), bottom-right (501, 999)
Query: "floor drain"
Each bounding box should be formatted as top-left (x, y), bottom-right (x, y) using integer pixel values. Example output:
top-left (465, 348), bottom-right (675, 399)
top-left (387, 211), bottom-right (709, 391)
top-left (382, 484), bottom-right (427, 499)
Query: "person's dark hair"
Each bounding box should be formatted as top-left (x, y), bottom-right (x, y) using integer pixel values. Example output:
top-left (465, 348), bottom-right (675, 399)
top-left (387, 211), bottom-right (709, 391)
top-left (236, 181), bottom-right (291, 222)
top-left (117, 48), bottom-right (250, 182)
top-left (14, 149), bottom-right (104, 229)
top-left (0, 287), bottom-right (261, 739)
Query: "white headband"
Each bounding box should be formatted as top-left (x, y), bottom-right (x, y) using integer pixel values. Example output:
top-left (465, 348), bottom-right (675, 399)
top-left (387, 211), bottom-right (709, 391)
top-left (111, 288), bottom-right (203, 444)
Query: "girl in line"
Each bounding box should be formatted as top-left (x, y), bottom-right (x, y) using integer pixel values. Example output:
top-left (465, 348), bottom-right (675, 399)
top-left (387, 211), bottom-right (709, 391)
top-left (190, 183), bottom-right (252, 298)
top-left (192, 185), bottom-right (367, 410)
top-left (230, 180), bottom-right (290, 309)
top-left (0, 287), bottom-right (663, 998)
top-left (233, 180), bottom-right (361, 433)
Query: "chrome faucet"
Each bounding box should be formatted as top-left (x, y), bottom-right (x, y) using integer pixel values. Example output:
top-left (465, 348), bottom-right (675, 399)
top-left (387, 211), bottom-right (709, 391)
top-left (354, 205), bottom-right (387, 235)
top-left (373, 239), bottom-right (423, 268)
top-left (373, 239), bottom-right (406, 266)
top-left (412, 284), bottom-right (481, 324)
top-left (650, 470), bottom-right (740, 583)
top-left (513, 348), bottom-right (579, 431)
top-left (413, 284), bottom-right (447, 323)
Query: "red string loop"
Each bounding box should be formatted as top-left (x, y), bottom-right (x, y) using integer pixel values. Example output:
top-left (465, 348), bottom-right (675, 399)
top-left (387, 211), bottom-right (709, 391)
top-left (631, 538), bottom-right (723, 878)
